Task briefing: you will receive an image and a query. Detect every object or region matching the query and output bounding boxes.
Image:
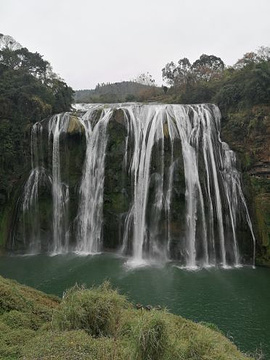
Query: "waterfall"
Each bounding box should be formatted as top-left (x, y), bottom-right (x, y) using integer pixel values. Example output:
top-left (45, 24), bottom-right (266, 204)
top-left (18, 103), bottom-right (256, 267)
top-left (21, 122), bottom-right (47, 253)
top-left (165, 118), bottom-right (178, 256)
top-left (76, 106), bottom-right (112, 254)
top-left (171, 106), bottom-right (209, 268)
top-left (120, 105), bottom-right (166, 266)
top-left (21, 114), bottom-right (69, 254)
top-left (48, 113), bottom-right (70, 254)
top-left (221, 142), bottom-right (256, 267)
top-left (120, 104), bottom-right (255, 268)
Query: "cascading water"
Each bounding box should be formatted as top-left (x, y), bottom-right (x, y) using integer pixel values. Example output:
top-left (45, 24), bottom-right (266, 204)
top-left (18, 103), bottom-right (256, 268)
top-left (76, 106), bottom-right (112, 254)
top-left (21, 122), bottom-right (48, 253)
top-left (221, 142), bottom-right (256, 267)
top-left (173, 106), bottom-right (209, 268)
top-left (120, 106), bottom-right (166, 265)
top-left (48, 113), bottom-right (70, 254)
top-left (120, 104), bottom-right (255, 268)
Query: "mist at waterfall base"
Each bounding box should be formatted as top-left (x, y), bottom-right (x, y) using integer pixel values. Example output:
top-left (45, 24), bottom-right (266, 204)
top-left (3, 103), bottom-right (266, 355)
top-left (0, 254), bottom-right (270, 357)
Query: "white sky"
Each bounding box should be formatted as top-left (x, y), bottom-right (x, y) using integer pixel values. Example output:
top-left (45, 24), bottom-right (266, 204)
top-left (1, 0), bottom-right (270, 90)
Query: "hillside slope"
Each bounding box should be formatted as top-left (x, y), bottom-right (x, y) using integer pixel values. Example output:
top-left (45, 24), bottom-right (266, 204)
top-left (75, 81), bottom-right (162, 103)
top-left (0, 275), bottom-right (254, 360)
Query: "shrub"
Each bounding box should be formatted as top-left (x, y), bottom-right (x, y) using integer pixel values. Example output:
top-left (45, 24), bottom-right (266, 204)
top-left (133, 311), bottom-right (168, 360)
top-left (52, 281), bottom-right (129, 337)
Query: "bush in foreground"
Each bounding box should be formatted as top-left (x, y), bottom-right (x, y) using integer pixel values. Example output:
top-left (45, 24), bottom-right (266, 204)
top-left (52, 281), bottom-right (130, 337)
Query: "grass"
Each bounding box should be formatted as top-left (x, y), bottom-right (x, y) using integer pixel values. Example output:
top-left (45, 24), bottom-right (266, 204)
top-left (0, 275), bottom-right (256, 360)
top-left (52, 281), bottom-right (130, 336)
top-left (0, 275), bottom-right (59, 317)
top-left (131, 310), bottom-right (168, 360)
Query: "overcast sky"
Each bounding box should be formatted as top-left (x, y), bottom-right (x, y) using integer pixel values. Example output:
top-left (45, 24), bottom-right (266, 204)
top-left (1, 0), bottom-right (270, 90)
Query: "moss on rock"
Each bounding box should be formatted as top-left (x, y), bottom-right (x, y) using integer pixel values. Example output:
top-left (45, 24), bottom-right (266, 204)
top-left (67, 115), bottom-right (84, 134)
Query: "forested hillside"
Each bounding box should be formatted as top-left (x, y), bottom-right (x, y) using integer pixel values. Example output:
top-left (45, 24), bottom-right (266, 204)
top-left (75, 79), bottom-right (162, 103)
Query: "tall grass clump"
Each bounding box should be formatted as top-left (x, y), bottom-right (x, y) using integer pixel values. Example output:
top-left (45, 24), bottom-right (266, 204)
top-left (52, 281), bottom-right (129, 337)
top-left (132, 311), bottom-right (168, 360)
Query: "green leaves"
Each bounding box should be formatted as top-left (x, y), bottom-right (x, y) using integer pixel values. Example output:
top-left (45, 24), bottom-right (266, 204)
top-left (162, 54), bottom-right (225, 86)
top-left (0, 45), bottom-right (74, 123)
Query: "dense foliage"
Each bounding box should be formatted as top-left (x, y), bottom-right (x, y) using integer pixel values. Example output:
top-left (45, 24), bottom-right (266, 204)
top-left (0, 46), bottom-right (74, 203)
top-left (162, 47), bottom-right (270, 114)
top-left (0, 47), bottom-right (74, 120)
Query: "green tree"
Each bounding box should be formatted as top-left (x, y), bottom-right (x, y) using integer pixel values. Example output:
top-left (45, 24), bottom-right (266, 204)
top-left (0, 47), bottom-right (50, 79)
top-left (162, 54), bottom-right (224, 86)
top-left (191, 54), bottom-right (225, 82)
top-left (162, 58), bottom-right (193, 87)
